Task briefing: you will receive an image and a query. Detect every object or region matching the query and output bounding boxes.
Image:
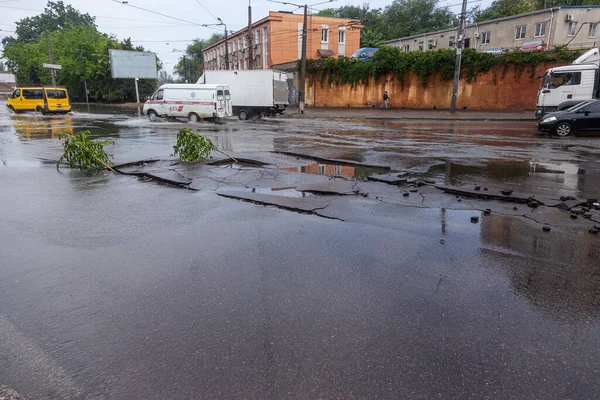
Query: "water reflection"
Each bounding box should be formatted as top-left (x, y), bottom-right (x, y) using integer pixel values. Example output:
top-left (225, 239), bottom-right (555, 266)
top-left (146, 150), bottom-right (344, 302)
top-left (12, 116), bottom-right (73, 139)
top-left (478, 213), bottom-right (600, 318)
top-left (281, 163), bottom-right (387, 179)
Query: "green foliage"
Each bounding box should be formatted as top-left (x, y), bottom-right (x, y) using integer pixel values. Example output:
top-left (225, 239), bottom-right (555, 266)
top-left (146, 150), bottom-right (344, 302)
top-left (171, 128), bottom-right (216, 162)
top-left (57, 130), bottom-right (114, 170)
top-left (174, 34), bottom-right (224, 83)
top-left (361, 28), bottom-right (385, 48)
top-left (2, 0), bottom-right (95, 46)
top-left (3, 20), bottom-right (159, 102)
top-left (309, 47), bottom-right (583, 88)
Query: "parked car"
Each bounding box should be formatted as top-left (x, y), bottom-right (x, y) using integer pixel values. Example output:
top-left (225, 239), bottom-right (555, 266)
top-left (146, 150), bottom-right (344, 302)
top-left (351, 48), bottom-right (378, 61)
top-left (482, 46), bottom-right (507, 55)
top-left (520, 40), bottom-right (546, 52)
top-left (537, 99), bottom-right (600, 136)
top-left (6, 87), bottom-right (71, 114)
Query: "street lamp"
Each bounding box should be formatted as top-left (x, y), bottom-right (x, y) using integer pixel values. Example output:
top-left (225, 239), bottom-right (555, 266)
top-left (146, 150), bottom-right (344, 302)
top-left (173, 48), bottom-right (189, 83)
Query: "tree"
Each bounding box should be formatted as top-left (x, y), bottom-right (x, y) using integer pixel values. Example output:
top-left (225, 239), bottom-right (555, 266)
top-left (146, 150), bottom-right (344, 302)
top-left (316, 8), bottom-right (335, 17)
top-left (3, 23), bottom-right (159, 102)
top-left (380, 0), bottom-right (456, 40)
top-left (4, 0), bottom-right (95, 45)
top-left (361, 28), bottom-right (385, 48)
top-left (475, 0), bottom-right (534, 22)
top-left (158, 70), bottom-right (173, 85)
top-left (174, 33), bottom-right (224, 82)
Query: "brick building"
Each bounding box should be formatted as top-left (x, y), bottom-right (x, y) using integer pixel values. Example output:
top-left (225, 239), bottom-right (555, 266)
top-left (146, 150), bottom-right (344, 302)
top-left (203, 11), bottom-right (362, 70)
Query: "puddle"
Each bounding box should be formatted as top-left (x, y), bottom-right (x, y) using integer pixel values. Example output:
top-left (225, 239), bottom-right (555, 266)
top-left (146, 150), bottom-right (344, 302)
top-left (222, 186), bottom-right (313, 198)
top-left (281, 163), bottom-right (388, 179)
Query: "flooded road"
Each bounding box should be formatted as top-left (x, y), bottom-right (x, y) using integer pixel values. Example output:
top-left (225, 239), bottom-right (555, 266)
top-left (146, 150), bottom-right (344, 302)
top-left (1, 106), bottom-right (600, 399)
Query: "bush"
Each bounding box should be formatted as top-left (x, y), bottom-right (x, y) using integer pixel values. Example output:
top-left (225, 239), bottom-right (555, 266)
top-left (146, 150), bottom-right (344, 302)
top-left (57, 130), bottom-right (114, 170)
top-left (308, 46), bottom-right (583, 88)
top-left (171, 127), bottom-right (216, 162)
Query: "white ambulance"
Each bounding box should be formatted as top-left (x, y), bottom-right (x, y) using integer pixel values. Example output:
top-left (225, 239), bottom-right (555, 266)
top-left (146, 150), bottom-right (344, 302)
top-left (143, 84), bottom-right (232, 122)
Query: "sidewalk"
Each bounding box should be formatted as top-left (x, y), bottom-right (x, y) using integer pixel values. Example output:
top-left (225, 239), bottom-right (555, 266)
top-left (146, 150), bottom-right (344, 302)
top-left (284, 106), bottom-right (536, 121)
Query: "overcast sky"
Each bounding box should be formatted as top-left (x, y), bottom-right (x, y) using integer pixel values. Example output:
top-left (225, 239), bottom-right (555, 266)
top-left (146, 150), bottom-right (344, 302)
top-left (0, 0), bottom-right (493, 73)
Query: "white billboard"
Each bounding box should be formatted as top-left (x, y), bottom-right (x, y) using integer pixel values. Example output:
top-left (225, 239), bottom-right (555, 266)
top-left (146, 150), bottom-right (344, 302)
top-left (109, 49), bottom-right (157, 79)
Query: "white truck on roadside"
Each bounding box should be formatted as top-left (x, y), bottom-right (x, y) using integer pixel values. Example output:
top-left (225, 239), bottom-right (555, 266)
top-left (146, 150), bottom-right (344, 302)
top-left (536, 48), bottom-right (600, 119)
top-left (197, 70), bottom-right (288, 120)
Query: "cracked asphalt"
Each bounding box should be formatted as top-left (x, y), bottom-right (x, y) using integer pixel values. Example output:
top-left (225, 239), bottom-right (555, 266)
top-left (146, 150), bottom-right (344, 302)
top-left (1, 104), bottom-right (600, 399)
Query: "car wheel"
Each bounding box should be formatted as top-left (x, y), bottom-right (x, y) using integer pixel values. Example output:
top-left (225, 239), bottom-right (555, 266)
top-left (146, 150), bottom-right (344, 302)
top-left (147, 110), bottom-right (158, 121)
top-left (188, 113), bottom-right (200, 123)
top-left (36, 106), bottom-right (45, 115)
top-left (554, 122), bottom-right (573, 137)
top-left (238, 109), bottom-right (249, 120)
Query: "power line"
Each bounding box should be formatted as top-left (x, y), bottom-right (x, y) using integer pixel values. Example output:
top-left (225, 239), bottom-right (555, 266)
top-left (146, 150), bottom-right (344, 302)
top-left (109, 0), bottom-right (216, 28)
top-left (194, 0), bottom-right (219, 22)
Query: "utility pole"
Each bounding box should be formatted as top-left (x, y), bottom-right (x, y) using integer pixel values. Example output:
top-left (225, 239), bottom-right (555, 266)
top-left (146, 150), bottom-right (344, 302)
top-left (247, 0), bottom-right (253, 69)
top-left (45, 31), bottom-right (56, 87)
top-left (299, 4), bottom-right (308, 114)
top-left (449, 0), bottom-right (468, 114)
top-left (224, 26), bottom-right (229, 70)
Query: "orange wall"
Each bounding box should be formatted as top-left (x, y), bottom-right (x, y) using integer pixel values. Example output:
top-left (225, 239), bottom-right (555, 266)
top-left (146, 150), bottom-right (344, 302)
top-left (306, 62), bottom-right (568, 110)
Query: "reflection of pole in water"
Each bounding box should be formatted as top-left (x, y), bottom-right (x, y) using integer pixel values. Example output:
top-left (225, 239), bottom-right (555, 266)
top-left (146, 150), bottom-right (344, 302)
top-left (444, 122), bottom-right (455, 185)
top-left (441, 207), bottom-right (447, 235)
top-left (84, 80), bottom-right (90, 113)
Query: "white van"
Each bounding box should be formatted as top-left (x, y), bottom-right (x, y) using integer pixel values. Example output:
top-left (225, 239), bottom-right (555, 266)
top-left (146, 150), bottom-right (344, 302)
top-left (143, 84), bottom-right (232, 122)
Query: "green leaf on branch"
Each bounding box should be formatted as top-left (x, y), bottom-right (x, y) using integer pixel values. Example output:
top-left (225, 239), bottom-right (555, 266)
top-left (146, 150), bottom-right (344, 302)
top-left (171, 127), bottom-right (216, 162)
top-left (57, 130), bottom-right (114, 170)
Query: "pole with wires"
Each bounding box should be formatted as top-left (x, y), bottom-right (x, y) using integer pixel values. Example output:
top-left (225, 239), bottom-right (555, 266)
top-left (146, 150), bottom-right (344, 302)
top-left (247, 0), bottom-right (253, 69)
top-left (299, 5), bottom-right (308, 114)
top-left (450, 0), bottom-right (468, 114)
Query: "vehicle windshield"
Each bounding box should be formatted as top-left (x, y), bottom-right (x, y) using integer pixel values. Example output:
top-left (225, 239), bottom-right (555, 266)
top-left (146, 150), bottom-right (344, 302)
top-left (566, 100), bottom-right (594, 112)
top-left (351, 49), bottom-right (363, 58)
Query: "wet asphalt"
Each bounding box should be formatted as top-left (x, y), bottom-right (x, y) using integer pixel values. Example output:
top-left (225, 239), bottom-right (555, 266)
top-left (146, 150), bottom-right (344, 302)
top-left (1, 104), bottom-right (600, 399)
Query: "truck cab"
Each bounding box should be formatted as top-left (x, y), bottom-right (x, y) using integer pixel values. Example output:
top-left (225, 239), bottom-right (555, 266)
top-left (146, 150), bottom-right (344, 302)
top-left (536, 48), bottom-right (600, 119)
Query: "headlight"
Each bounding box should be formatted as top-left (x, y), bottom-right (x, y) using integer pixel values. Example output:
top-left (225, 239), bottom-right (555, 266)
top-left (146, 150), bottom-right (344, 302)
top-left (542, 116), bottom-right (556, 123)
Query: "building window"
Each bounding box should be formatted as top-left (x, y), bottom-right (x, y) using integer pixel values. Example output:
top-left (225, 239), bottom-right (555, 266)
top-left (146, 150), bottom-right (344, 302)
top-left (589, 23), bottom-right (597, 38)
top-left (535, 22), bottom-right (547, 37)
top-left (321, 28), bottom-right (329, 43)
top-left (515, 25), bottom-right (526, 40)
top-left (449, 35), bottom-right (455, 47)
top-left (418, 40), bottom-right (424, 51)
top-left (427, 39), bottom-right (435, 49)
top-left (568, 21), bottom-right (577, 36)
top-left (481, 31), bottom-right (491, 45)
top-left (255, 31), bottom-right (260, 45)
top-left (318, 164), bottom-right (326, 175)
top-left (338, 30), bottom-right (346, 44)
top-left (403, 44), bottom-right (410, 52)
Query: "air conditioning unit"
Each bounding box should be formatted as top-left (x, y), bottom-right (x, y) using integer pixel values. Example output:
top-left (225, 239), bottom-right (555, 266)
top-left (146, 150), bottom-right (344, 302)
top-left (566, 14), bottom-right (574, 21)
top-left (474, 32), bottom-right (480, 38)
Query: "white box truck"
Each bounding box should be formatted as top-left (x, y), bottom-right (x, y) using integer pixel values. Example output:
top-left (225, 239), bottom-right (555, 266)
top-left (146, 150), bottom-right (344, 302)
top-left (198, 70), bottom-right (288, 120)
top-left (535, 48), bottom-right (600, 119)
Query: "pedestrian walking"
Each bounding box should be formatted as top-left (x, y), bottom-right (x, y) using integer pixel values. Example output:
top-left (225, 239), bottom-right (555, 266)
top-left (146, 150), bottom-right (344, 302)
top-left (380, 91), bottom-right (390, 110)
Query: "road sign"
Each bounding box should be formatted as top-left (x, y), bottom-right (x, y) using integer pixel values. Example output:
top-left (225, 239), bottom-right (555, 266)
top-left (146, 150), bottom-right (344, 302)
top-left (43, 63), bottom-right (62, 69)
